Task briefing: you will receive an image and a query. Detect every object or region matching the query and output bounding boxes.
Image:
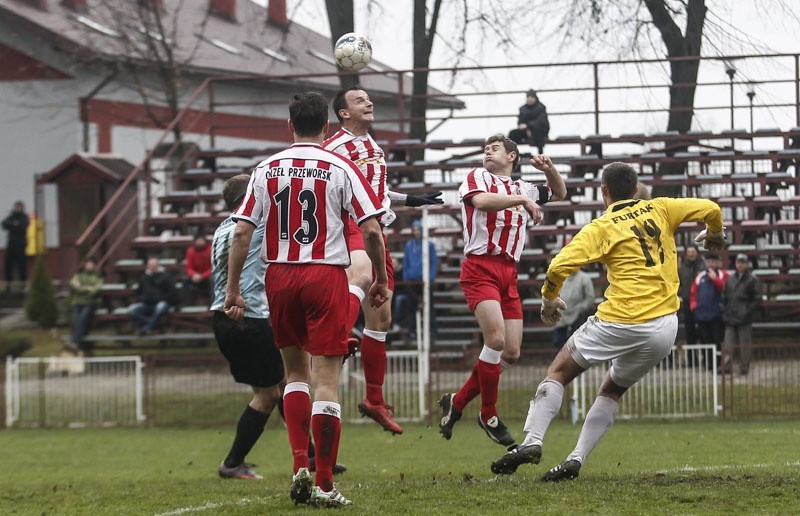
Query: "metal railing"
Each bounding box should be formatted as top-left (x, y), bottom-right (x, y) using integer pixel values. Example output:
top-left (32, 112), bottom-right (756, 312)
top-left (4, 342), bottom-right (800, 428)
top-left (575, 345), bottom-right (720, 419)
top-left (73, 53), bottom-right (800, 271)
top-left (5, 356), bottom-right (144, 428)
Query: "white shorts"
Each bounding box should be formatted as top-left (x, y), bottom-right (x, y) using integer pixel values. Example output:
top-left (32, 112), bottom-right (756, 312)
top-left (566, 313), bottom-right (678, 388)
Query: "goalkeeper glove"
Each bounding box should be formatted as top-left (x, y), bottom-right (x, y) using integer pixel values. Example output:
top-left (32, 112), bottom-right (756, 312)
top-left (540, 296), bottom-right (567, 327)
top-left (406, 191), bottom-right (444, 207)
top-left (694, 226), bottom-right (727, 252)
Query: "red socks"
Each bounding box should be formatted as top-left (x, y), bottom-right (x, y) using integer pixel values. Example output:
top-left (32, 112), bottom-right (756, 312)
top-left (283, 383), bottom-right (311, 473)
top-left (311, 401), bottom-right (342, 492)
top-left (454, 346), bottom-right (503, 420)
top-left (347, 286), bottom-right (364, 330)
top-left (477, 359), bottom-right (501, 421)
top-left (361, 330), bottom-right (387, 405)
top-left (452, 362), bottom-right (480, 411)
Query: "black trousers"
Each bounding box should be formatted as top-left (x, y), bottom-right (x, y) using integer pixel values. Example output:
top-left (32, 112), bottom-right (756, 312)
top-left (4, 246), bottom-right (26, 284)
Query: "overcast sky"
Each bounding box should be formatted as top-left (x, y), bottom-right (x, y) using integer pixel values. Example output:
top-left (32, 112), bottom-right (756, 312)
top-left (288, 1), bottom-right (799, 148)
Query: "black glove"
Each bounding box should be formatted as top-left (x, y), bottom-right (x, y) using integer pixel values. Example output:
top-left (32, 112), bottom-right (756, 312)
top-left (406, 191), bottom-right (444, 207)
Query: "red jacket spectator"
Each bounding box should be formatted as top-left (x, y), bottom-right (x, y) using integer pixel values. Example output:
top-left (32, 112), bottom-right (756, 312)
top-left (185, 236), bottom-right (212, 280)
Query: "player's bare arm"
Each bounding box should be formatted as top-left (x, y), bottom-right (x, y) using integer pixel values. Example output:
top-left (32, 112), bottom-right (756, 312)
top-left (224, 220), bottom-right (255, 321)
top-left (530, 155), bottom-right (567, 201)
top-left (469, 192), bottom-right (530, 213)
top-left (359, 217), bottom-right (390, 307)
top-left (469, 192), bottom-right (542, 224)
top-left (521, 198), bottom-right (543, 224)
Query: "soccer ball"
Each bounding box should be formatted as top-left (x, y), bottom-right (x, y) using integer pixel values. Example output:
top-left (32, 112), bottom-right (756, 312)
top-left (333, 32), bottom-right (372, 72)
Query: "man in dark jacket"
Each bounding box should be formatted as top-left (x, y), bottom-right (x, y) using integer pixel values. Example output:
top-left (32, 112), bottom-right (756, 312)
top-left (721, 254), bottom-right (762, 375)
top-left (128, 257), bottom-right (175, 334)
top-left (508, 89), bottom-right (550, 153)
top-left (678, 245), bottom-right (706, 365)
top-left (2, 201), bottom-right (29, 289)
top-left (690, 252), bottom-right (728, 370)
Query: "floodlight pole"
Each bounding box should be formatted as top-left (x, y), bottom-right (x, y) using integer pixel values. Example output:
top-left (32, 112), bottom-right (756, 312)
top-left (746, 86), bottom-right (756, 151)
top-left (726, 65), bottom-right (736, 130)
top-left (726, 64), bottom-right (737, 174)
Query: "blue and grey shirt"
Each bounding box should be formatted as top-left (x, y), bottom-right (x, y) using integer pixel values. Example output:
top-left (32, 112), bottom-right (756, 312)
top-left (210, 217), bottom-right (269, 319)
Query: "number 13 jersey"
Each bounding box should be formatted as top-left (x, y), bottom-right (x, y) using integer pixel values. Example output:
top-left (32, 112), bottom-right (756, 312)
top-left (542, 197), bottom-right (723, 324)
top-left (234, 143), bottom-right (385, 266)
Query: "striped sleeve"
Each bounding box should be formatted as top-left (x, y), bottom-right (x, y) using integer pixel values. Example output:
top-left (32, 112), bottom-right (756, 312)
top-left (344, 160), bottom-right (384, 223)
top-left (232, 168), bottom-right (264, 226)
top-left (459, 168), bottom-right (489, 201)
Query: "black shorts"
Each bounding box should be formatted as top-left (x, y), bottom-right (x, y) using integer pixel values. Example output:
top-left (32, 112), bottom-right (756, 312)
top-left (212, 311), bottom-right (284, 388)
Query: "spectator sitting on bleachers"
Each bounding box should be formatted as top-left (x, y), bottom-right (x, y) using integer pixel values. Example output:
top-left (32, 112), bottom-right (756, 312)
top-left (128, 257), bottom-right (175, 335)
top-left (181, 234), bottom-right (212, 307)
top-left (68, 256), bottom-right (103, 352)
top-left (507, 89), bottom-right (549, 154)
top-left (393, 219), bottom-right (438, 343)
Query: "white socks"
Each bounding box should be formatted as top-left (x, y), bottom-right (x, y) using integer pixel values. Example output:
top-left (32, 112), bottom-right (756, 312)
top-left (349, 285), bottom-right (365, 302)
top-left (363, 328), bottom-right (387, 341)
top-left (567, 396), bottom-right (618, 464)
top-left (284, 382), bottom-right (310, 396)
top-left (311, 400), bottom-right (342, 419)
top-left (521, 379), bottom-right (564, 447)
top-left (478, 345), bottom-right (502, 365)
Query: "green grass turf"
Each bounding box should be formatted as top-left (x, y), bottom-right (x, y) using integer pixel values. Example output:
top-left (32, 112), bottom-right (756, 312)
top-left (1, 419), bottom-right (798, 514)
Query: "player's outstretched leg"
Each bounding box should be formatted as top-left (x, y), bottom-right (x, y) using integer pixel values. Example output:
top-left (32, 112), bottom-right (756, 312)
top-left (359, 329), bottom-right (403, 434)
top-left (475, 345), bottom-right (514, 445)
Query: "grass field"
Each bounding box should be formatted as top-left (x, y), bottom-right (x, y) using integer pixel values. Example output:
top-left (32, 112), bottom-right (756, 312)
top-left (1, 419), bottom-right (798, 514)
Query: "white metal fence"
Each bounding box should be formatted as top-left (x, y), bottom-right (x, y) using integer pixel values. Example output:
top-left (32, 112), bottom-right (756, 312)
top-left (5, 356), bottom-right (145, 428)
top-left (340, 350), bottom-right (427, 422)
top-left (3, 345), bottom-right (722, 428)
top-left (573, 344), bottom-right (720, 420)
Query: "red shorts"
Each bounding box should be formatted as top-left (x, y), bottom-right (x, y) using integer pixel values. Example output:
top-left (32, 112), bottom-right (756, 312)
top-left (347, 218), bottom-right (395, 291)
top-left (265, 263), bottom-right (349, 356)
top-left (346, 218), bottom-right (365, 252)
top-left (459, 253), bottom-right (522, 319)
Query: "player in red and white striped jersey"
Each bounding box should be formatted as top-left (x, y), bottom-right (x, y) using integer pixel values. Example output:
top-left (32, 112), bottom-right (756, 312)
top-left (234, 144), bottom-right (381, 265)
top-left (439, 134), bottom-right (566, 446)
top-left (225, 92), bottom-right (389, 507)
top-left (323, 87), bottom-right (443, 435)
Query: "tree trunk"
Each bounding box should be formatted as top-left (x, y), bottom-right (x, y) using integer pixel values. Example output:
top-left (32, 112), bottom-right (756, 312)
top-left (645, 0), bottom-right (707, 197)
top-left (409, 0), bottom-right (442, 161)
top-left (326, 0), bottom-right (358, 90)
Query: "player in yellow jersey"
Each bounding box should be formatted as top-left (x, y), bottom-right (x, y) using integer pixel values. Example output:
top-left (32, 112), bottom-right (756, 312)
top-left (490, 162), bottom-right (726, 480)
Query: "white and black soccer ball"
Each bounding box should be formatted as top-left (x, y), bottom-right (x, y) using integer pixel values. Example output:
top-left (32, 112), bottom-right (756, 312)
top-left (333, 32), bottom-right (372, 72)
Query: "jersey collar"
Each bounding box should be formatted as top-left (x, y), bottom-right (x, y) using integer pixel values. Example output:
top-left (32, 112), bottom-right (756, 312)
top-left (608, 199), bottom-right (641, 213)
